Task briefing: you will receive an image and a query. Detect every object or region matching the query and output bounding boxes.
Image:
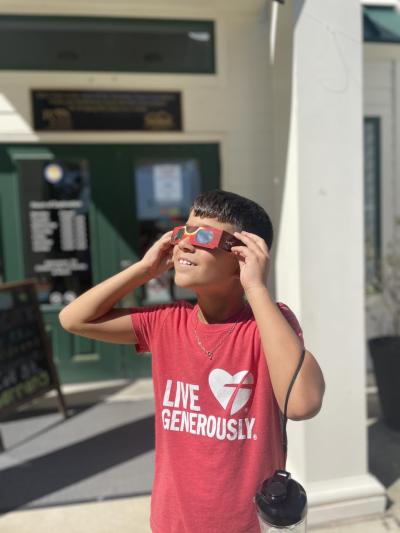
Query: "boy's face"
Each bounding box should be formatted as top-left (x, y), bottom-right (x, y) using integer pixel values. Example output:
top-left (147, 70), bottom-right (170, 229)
top-left (172, 211), bottom-right (241, 291)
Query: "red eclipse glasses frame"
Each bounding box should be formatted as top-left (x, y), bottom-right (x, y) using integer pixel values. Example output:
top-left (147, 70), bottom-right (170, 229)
top-left (170, 225), bottom-right (242, 251)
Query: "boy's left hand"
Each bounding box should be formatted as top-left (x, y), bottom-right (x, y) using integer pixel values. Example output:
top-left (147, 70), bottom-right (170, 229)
top-left (231, 231), bottom-right (270, 292)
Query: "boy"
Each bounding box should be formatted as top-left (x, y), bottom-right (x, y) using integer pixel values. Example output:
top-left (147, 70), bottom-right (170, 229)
top-left (59, 189), bottom-right (325, 533)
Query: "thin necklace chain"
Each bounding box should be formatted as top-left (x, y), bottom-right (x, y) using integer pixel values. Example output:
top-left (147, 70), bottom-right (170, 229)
top-left (193, 304), bottom-right (249, 359)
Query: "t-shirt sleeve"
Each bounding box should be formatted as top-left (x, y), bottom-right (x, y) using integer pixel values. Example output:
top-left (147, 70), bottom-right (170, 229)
top-left (276, 301), bottom-right (305, 348)
top-left (129, 303), bottom-right (173, 354)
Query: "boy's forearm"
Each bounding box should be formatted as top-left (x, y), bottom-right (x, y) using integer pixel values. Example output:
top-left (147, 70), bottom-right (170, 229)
top-left (59, 260), bottom-right (152, 328)
top-left (245, 285), bottom-right (325, 421)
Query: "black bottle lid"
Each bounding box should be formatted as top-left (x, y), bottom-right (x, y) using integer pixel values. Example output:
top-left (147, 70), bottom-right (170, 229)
top-left (255, 470), bottom-right (307, 527)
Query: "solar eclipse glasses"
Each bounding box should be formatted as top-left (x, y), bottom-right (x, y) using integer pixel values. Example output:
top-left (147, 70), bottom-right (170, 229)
top-left (170, 225), bottom-right (242, 251)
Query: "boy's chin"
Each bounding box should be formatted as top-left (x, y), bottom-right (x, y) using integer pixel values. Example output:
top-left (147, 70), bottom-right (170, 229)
top-left (174, 271), bottom-right (207, 290)
top-left (174, 276), bottom-right (197, 290)
top-left (174, 272), bottom-right (238, 290)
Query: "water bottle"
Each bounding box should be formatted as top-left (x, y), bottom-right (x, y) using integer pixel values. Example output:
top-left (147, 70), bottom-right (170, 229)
top-left (254, 470), bottom-right (307, 532)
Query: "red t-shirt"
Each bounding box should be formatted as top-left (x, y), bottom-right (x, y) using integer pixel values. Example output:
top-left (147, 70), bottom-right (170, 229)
top-left (130, 299), bottom-right (304, 533)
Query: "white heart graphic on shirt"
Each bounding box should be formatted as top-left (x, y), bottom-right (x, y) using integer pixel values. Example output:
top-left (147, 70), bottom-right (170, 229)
top-left (208, 369), bottom-right (254, 416)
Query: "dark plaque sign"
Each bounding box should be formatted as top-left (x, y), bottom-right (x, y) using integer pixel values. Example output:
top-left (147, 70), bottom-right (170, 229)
top-left (16, 158), bottom-right (92, 306)
top-left (32, 90), bottom-right (182, 131)
top-left (0, 280), bottom-right (67, 425)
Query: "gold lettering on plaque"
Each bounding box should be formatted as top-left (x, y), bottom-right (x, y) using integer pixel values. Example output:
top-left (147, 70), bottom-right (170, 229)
top-left (144, 111), bottom-right (175, 130)
top-left (42, 108), bottom-right (72, 129)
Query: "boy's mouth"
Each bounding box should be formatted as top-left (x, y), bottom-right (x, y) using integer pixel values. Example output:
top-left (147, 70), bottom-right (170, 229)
top-left (176, 256), bottom-right (197, 267)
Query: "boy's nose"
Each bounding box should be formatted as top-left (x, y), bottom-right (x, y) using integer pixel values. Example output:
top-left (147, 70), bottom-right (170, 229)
top-left (178, 237), bottom-right (195, 251)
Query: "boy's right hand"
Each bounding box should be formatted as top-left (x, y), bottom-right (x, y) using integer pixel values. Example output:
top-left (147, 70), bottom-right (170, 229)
top-left (140, 230), bottom-right (175, 279)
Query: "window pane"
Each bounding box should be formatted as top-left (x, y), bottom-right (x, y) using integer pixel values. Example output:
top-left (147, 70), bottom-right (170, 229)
top-left (364, 117), bottom-right (382, 293)
top-left (16, 158), bottom-right (93, 306)
top-left (0, 16), bottom-right (215, 74)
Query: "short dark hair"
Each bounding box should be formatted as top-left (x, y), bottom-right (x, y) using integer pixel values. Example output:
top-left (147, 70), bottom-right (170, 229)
top-left (189, 189), bottom-right (274, 250)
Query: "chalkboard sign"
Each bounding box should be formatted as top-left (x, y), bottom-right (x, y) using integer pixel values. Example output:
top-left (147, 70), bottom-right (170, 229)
top-left (0, 279), bottom-right (67, 426)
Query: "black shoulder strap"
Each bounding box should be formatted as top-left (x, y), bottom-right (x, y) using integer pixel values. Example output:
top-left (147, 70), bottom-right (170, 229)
top-left (282, 348), bottom-right (306, 463)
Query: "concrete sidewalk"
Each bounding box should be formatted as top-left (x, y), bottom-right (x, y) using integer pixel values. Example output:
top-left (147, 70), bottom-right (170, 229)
top-left (0, 494), bottom-right (398, 533)
top-left (0, 377), bottom-right (399, 533)
top-left (0, 495), bottom-right (152, 533)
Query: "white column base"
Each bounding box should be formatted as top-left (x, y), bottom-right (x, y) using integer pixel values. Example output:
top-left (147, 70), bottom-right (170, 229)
top-left (306, 474), bottom-right (387, 527)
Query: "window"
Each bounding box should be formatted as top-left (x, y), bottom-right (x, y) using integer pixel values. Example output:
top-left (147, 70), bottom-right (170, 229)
top-left (0, 16), bottom-right (215, 74)
top-left (17, 158), bottom-right (93, 306)
top-left (364, 117), bottom-right (382, 294)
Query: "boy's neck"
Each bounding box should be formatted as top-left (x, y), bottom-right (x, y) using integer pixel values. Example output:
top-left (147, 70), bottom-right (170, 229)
top-left (196, 293), bottom-right (247, 324)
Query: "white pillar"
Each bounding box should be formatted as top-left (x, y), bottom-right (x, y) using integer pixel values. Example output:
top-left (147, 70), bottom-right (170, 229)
top-left (270, 0), bottom-right (386, 527)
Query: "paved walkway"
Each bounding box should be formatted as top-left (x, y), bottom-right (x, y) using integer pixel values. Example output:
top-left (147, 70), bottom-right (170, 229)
top-left (1, 494), bottom-right (400, 533)
top-left (0, 496), bottom-right (152, 533)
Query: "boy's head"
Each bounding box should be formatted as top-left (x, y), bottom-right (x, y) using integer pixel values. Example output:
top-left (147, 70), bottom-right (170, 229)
top-left (172, 189), bottom-right (274, 293)
top-left (189, 189), bottom-right (273, 250)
